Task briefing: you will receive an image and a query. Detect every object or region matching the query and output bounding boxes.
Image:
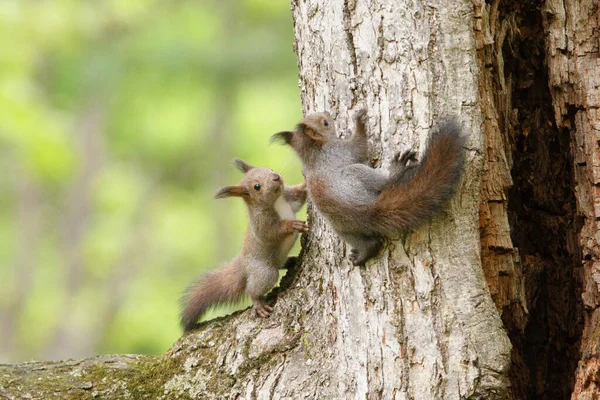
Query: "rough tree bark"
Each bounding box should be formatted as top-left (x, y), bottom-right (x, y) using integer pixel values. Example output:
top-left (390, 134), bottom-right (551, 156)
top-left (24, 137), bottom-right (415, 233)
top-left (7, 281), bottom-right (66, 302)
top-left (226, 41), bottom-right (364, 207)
top-left (1, 0), bottom-right (598, 399)
top-left (474, 0), bottom-right (598, 398)
top-left (542, 0), bottom-right (600, 398)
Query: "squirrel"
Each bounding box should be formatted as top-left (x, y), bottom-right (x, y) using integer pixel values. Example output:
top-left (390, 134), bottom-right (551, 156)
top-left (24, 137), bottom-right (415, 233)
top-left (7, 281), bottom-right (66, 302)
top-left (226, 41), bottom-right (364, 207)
top-left (180, 158), bottom-right (308, 332)
top-left (272, 109), bottom-right (465, 266)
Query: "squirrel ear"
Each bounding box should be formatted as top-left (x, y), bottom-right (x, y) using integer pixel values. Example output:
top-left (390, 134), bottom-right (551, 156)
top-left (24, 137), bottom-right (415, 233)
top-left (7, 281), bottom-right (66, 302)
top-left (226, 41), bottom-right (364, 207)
top-left (294, 122), bottom-right (325, 144)
top-left (301, 124), bottom-right (326, 144)
top-left (232, 158), bottom-right (254, 173)
top-left (214, 186), bottom-right (249, 199)
top-left (270, 131), bottom-right (293, 145)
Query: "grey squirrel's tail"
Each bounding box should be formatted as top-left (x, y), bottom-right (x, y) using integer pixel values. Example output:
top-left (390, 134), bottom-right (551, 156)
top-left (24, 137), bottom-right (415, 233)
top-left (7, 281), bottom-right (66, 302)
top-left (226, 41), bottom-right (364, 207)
top-left (180, 261), bottom-right (246, 333)
top-left (371, 118), bottom-right (465, 237)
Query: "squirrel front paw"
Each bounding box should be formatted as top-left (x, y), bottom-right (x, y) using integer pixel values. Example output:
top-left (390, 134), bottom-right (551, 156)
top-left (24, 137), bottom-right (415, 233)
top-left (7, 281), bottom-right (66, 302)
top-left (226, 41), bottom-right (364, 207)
top-left (283, 220), bottom-right (309, 234)
top-left (354, 108), bottom-right (368, 124)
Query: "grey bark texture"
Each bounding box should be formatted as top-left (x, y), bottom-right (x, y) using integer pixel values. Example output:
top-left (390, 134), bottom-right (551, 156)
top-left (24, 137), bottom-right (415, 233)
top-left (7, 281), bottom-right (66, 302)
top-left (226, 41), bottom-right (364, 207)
top-left (0, 0), bottom-right (516, 399)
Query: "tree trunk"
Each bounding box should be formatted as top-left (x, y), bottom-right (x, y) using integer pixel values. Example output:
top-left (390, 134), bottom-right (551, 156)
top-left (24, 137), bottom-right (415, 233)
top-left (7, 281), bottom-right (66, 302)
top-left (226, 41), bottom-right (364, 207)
top-left (541, 0), bottom-right (600, 398)
top-left (1, 0), bottom-right (598, 398)
top-left (475, 0), bottom-right (598, 398)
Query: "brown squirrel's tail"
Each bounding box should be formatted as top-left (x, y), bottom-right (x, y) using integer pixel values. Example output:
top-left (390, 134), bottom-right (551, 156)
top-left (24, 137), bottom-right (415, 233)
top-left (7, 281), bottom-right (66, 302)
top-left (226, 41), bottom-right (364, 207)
top-left (371, 118), bottom-right (465, 237)
top-left (180, 261), bottom-right (246, 332)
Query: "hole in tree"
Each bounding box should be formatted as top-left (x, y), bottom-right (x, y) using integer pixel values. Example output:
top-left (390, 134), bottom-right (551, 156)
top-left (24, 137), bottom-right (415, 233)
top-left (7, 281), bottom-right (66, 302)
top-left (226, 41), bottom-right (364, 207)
top-left (499, 1), bottom-right (585, 399)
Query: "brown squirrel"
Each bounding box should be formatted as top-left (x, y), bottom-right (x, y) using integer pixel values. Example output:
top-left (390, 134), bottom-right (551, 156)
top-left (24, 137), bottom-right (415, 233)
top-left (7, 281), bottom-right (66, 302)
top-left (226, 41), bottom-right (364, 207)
top-left (180, 159), bottom-right (308, 332)
top-left (272, 110), bottom-right (465, 266)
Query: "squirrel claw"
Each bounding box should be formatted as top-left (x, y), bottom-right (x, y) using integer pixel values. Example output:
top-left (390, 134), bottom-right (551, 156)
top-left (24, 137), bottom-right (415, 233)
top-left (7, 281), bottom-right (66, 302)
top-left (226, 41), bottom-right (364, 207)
top-left (349, 249), bottom-right (366, 266)
top-left (354, 108), bottom-right (368, 123)
top-left (390, 150), bottom-right (419, 182)
top-left (292, 221), bottom-right (309, 233)
top-left (395, 150), bottom-right (417, 166)
top-left (253, 302), bottom-right (273, 318)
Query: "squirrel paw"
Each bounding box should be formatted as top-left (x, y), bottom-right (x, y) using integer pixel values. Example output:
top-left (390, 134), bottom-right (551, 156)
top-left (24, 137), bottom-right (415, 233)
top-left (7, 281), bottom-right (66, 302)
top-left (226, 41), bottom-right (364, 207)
top-left (282, 256), bottom-right (298, 269)
top-left (354, 108), bottom-right (368, 124)
top-left (349, 239), bottom-right (384, 266)
top-left (393, 150), bottom-right (417, 166)
top-left (253, 301), bottom-right (274, 318)
top-left (284, 220), bottom-right (309, 234)
top-left (349, 249), bottom-right (368, 266)
top-left (394, 150), bottom-right (417, 165)
top-left (349, 251), bottom-right (363, 266)
top-left (390, 150), bottom-right (418, 181)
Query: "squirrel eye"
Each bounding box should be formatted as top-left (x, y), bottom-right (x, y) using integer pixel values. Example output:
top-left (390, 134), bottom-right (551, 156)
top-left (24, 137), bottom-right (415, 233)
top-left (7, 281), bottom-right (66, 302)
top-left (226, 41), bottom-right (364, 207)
top-left (254, 184), bottom-right (261, 191)
top-left (323, 120), bottom-right (329, 127)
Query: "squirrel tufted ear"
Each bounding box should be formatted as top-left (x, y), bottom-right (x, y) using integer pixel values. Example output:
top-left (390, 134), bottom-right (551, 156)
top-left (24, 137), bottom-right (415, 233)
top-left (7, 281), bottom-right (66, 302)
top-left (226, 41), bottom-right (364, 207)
top-left (270, 131), bottom-right (293, 145)
top-left (214, 185), bottom-right (249, 199)
top-left (232, 158), bottom-right (254, 173)
top-left (297, 123), bottom-right (325, 144)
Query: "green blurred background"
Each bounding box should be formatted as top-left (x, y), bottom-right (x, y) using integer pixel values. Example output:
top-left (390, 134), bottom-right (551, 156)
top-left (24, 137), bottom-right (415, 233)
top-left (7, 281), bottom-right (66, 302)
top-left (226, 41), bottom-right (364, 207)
top-left (0, 0), bottom-right (302, 362)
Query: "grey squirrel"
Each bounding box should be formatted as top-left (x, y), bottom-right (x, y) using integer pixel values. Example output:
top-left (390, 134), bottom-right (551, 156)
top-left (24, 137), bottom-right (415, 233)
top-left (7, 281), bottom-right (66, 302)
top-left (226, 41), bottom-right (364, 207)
top-left (272, 109), bottom-right (465, 266)
top-left (180, 159), bottom-right (308, 332)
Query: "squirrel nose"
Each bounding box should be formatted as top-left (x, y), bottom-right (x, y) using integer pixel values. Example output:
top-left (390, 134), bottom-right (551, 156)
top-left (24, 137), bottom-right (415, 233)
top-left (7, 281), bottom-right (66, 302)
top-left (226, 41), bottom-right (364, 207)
top-left (272, 175), bottom-right (281, 182)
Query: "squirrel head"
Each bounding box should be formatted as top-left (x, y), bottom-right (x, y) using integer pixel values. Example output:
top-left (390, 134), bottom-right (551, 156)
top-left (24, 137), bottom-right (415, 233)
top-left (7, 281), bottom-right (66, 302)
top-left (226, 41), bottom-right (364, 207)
top-left (271, 112), bottom-right (335, 161)
top-left (214, 159), bottom-right (284, 206)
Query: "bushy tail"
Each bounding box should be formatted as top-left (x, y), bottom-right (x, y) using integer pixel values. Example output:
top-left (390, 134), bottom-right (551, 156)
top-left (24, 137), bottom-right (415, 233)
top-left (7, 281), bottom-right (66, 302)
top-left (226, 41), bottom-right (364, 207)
top-left (371, 118), bottom-right (465, 237)
top-left (180, 261), bottom-right (246, 332)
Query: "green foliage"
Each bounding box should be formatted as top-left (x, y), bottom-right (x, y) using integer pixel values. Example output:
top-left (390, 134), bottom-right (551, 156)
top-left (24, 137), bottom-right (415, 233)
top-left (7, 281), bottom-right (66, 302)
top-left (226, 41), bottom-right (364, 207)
top-left (0, 0), bottom-right (302, 362)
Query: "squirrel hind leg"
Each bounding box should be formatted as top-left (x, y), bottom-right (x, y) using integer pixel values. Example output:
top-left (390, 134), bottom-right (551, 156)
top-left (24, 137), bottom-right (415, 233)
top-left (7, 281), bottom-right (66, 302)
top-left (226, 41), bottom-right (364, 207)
top-left (389, 150), bottom-right (419, 183)
top-left (246, 264), bottom-right (279, 317)
top-left (346, 235), bottom-right (385, 266)
top-left (281, 256), bottom-right (298, 269)
top-left (251, 297), bottom-right (273, 318)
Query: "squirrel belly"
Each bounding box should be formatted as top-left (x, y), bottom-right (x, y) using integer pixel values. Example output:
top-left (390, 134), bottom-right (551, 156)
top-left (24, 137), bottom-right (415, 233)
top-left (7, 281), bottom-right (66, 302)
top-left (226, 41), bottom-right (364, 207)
top-left (274, 196), bottom-right (298, 265)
